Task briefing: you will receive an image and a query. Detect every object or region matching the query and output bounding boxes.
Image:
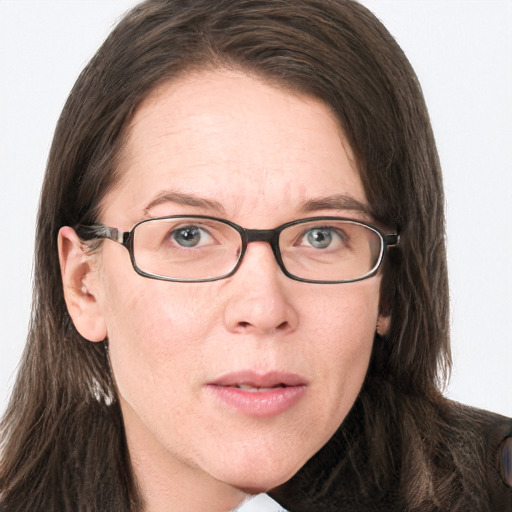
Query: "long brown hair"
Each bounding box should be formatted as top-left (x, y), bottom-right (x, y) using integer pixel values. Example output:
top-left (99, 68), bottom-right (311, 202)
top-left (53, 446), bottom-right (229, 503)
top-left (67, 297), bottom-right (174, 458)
top-left (1, 1), bottom-right (475, 510)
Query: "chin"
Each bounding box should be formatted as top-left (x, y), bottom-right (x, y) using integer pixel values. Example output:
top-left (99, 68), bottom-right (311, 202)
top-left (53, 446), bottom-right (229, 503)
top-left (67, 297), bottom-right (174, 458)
top-left (221, 459), bottom-right (303, 495)
top-left (235, 479), bottom-right (288, 496)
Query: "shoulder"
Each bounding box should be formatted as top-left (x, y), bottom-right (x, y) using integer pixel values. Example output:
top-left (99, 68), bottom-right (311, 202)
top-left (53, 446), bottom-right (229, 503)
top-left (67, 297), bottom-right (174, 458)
top-left (270, 398), bottom-right (512, 512)
top-left (443, 401), bottom-right (512, 512)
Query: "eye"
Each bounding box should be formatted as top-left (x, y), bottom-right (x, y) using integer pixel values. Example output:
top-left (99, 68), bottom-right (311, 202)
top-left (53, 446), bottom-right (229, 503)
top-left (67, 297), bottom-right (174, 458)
top-left (300, 226), bottom-right (346, 249)
top-left (171, 225), bottom-right (214, 248)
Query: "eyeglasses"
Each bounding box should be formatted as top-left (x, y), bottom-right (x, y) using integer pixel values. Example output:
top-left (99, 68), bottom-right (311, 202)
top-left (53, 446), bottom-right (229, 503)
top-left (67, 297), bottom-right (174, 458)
top-left (76, 215), bottom-right (399, 284)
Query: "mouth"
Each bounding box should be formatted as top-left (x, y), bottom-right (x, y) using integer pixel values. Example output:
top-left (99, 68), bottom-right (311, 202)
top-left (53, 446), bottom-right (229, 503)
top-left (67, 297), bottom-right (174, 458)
top-left (206, 371), bottom-right (307, 417)
top-left (209, 370), bottom-right (307, 389)
top-left (229, 383), bottom-right (289, 392)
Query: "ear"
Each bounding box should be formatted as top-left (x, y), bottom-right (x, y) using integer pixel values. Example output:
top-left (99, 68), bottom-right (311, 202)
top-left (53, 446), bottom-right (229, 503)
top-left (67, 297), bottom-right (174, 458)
top-left (376, 314), bottom-right (390, 338)
top-left (58, 226), bottom-right (107, 342)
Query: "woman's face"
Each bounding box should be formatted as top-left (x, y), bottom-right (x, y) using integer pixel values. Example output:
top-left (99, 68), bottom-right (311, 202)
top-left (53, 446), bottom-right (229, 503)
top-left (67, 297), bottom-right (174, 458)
top-left (89, 70), bottom-right (381, 503)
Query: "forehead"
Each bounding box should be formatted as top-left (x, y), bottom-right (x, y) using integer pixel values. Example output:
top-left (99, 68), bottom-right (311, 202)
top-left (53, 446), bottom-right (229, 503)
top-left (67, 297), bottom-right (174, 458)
top-left (102, 69), bottom-right (367, 226)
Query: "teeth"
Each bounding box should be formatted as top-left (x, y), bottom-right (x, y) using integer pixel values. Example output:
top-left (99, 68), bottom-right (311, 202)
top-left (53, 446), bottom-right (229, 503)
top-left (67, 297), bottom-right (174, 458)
top-left (236, 384), bottom-right (285, 392)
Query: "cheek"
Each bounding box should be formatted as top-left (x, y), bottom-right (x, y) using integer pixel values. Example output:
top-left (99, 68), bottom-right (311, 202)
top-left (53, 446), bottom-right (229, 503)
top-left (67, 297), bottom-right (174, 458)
top-left (305, 281), bottom-right (379, 357)
top-left (304, 283), bottom-right (379, 422)
top-left (97, 252), bottom-right (221, 405)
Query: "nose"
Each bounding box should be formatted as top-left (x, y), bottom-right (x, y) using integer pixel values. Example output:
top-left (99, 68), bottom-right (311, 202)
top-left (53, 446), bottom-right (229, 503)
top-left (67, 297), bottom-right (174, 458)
top-left (223, 242), bottom-right (299, 336)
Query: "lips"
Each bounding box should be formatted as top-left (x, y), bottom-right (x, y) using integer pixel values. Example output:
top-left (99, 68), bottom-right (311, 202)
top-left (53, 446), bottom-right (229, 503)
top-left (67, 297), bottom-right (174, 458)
top-left (206, 371), bottom-right (307, 417)
top-left (210, 370), bottom-right (307, 389)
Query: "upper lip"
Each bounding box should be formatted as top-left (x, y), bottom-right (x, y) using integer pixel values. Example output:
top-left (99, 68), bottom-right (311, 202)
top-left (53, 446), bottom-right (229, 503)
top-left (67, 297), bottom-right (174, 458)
top-left (209, 371), bottom-right (307, 388)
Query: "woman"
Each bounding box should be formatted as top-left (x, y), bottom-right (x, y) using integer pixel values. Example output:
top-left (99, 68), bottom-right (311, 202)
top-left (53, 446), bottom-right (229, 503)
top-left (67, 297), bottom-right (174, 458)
top-left (1, 1), bottom-right (510, 511)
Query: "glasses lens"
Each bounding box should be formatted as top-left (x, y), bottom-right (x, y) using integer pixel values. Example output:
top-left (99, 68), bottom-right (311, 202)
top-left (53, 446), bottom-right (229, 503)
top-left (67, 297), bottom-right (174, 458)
top-left (279, 219), bottom-right (383, 282)
top-left (132, 217), bottom-right (241, 281)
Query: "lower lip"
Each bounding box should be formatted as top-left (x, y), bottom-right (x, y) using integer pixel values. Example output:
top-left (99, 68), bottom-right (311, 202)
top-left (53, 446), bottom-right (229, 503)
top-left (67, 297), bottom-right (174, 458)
top-left (206, 385), bottom-right (306, 418)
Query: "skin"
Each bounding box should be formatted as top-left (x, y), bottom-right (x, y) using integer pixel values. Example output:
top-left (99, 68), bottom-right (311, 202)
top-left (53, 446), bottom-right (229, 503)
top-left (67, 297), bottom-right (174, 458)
top-left (59, 69), bottom-right (383, 511)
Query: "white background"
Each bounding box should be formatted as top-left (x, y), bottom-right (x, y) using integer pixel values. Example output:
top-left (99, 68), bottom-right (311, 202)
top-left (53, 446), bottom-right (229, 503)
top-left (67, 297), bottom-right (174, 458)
top-left (1, 2), bottom-right (511, 509)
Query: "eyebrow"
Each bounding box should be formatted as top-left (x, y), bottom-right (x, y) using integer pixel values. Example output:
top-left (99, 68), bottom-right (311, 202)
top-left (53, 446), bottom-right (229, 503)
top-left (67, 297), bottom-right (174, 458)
top-left (143, 190), bottom-right (226, 216)
top-left (299, 194), bottom-right (372, 217)
top-left (143, 190), bottom-right (371, 219)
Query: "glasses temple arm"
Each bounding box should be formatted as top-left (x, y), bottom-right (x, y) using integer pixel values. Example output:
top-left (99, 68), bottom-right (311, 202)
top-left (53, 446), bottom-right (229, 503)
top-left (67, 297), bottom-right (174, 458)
top-left (76, 224), bottom-right (126, 244)
top-left (384, 233), bottom-right (400, 247)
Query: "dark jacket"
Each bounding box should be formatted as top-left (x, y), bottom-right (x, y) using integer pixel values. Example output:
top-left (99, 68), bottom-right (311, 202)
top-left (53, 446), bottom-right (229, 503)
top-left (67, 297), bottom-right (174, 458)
top-left (271, 401), bottom-right (512, 512)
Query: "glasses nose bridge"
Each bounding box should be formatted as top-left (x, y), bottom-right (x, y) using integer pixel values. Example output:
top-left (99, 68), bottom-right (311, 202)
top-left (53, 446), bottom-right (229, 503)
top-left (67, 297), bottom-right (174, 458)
top-left (245, 227), bottom-right (279, 245)
top-left (243, 228), bottom-right (281, 259)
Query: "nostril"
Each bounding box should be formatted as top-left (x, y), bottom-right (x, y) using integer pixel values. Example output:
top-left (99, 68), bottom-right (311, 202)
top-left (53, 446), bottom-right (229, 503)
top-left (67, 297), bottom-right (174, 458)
top-left (234, 320), bottom-right (290, 333)
top-left (276, 321), bottom-right (290, 331)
